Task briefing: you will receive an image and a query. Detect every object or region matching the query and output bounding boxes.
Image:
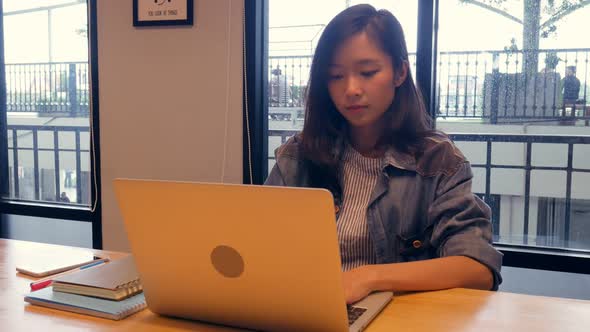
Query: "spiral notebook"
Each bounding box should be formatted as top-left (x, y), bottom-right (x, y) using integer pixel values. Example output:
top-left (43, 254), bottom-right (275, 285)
top-left (52, 255), bottom-right (142, 300)
top-left (24, 287), bottom-right (146, 320)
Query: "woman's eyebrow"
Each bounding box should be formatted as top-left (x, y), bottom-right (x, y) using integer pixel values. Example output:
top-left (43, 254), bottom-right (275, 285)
top-left (329, 59), bottom-right (381, 68)
top-left (356, 59), bottom-right (381, 66)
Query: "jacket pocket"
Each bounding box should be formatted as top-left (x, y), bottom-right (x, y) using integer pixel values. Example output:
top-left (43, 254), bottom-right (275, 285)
top-left (396, 223), bottom-right (436, 261)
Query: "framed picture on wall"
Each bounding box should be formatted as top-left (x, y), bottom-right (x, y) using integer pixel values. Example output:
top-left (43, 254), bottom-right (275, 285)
top-left (133, 0), bottom-right (194, 27)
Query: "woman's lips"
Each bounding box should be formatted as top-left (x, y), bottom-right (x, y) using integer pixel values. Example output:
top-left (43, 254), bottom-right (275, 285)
top-left (346, 105), bottom-right (368, 113)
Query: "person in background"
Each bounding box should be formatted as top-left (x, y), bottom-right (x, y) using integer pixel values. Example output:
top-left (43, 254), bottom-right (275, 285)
top-left (562, 65), bottom-right (581, 104)
top-left (265, 4), bottom-right (502, 304)
top-left (59, 192), bottom-right (70, 203)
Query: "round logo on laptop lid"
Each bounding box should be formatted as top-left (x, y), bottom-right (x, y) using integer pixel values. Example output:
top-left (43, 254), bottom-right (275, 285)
top-left (210, 245), bottom-right (245, 278)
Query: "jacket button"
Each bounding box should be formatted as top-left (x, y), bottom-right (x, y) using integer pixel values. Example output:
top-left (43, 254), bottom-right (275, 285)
top-left (412, 240), bottom-right (422, 249)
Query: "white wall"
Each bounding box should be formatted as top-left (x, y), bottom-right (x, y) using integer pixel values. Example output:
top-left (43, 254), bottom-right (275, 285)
top-left (98, 0), bottom-right (244, 250)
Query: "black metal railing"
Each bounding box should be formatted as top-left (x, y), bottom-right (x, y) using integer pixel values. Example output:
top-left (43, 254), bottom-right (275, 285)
top-left (448, 133), bottom-right (590, 249)
top-left (268, 54), bottom-right (418, 109)
top-left (437, 48), bottom-right (589, 122)
top-left (6, 124), bottom-right (90, 205)
top-left (269, 48), bottom-right (590, 123)
top-left (5, 62), bottom-right (89, 115)
top-left (268, 129), bottom-right (590, 250)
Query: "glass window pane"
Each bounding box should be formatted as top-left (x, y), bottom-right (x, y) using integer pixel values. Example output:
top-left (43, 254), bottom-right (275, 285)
top-left (16, 130), bottom-right (33, 148)
top-left (574, 144), bottom-right (590, 169)
top-left (572, 172), bottom-right (590, 199)
top-left (531, 170), bottom-right (567, 197)
top-left (492, 142), bottom-right (526, 166)
top-left (438, 0), bottom-right (590, 251)
top-left (569, 199), bottom-right (590, 250)
top-left (471, 167), bottom-right (487, 194)
top-left (38, 150), bottom-right (56, 201)
top-left (16, 149), bottom-right (35, 200)
top-left (37, 130), bottom-right (54, 149)
top-left (532, 143), bottom-right (567, 167)
top-left (3, 1), bottom-right (91, 206)
top-left (455, 141), bottom-right (487, 164)
top-left (58, 131), bottom-right (75, 150)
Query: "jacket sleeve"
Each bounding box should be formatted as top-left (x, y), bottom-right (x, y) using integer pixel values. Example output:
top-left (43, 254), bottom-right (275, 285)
top-left (264, 163), bottom-right (287, 186)
top-left (427, 162), bottom-right (503, 290)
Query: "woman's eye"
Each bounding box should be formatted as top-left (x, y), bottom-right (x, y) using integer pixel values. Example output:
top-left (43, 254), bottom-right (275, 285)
top-left (361, 70), bottom-right (379, 77)
top-left (329, 74), bottom-right (344, 80)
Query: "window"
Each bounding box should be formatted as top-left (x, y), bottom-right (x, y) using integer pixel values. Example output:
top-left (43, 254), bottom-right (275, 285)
top-left (249, 0), bottom-right (590, 272)
top-left (0, 0), bottom-right (100, 248)
top-left (437, 0), bottom-right (590, 254)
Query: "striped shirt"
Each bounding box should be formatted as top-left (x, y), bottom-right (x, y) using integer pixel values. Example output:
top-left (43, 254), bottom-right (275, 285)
top-left (337, 144), bottom-right (381, 271)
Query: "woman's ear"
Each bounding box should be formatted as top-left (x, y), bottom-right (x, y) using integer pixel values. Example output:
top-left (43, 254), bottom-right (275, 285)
top-left (394, 60), bottom-right (409, 87)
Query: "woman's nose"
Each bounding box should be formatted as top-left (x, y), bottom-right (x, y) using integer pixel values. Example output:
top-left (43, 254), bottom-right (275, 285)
top-left (344, 77), bottom-right (362, 97)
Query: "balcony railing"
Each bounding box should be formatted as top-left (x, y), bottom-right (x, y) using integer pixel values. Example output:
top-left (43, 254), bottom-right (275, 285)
top-left (6, 124), bottom-right (90, 205)
top-left (6, 50), bottom-right (587, 122)
top-left (268, 129), bottom-right (590, 250)
top-left (5, 62), bottom-right (89, 115)
top-left (269, 48), bottom-right (590, 124)
top-left (268, 53), bottom-right (418, 109)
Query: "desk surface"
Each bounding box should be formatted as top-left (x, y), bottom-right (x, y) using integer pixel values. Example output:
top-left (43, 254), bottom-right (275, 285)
top-left (2, 238), bottom-right (590, 332)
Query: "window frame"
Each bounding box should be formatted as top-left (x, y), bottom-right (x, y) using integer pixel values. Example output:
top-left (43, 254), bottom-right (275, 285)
top-left (243, 0), bottom-right (269, 185)
top-left (0, 0), bottom-right (102, 249)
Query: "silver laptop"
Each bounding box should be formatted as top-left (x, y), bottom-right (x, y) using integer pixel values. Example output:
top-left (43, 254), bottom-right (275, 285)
top-left (114, 179), bottom-right (392, 332)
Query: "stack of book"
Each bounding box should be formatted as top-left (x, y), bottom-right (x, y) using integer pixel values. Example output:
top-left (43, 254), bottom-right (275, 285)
top-left (24, 255), bottom-right (146, 320)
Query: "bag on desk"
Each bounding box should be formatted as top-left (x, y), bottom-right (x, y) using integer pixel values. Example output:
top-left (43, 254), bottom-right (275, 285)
top-left (24, 287), bottom-right (146, 320)
top-left (52, 255), bottom-right (142, 300)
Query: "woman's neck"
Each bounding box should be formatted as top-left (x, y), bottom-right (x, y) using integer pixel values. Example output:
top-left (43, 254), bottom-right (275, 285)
top-left (348, 126), bottom-right (385, 158)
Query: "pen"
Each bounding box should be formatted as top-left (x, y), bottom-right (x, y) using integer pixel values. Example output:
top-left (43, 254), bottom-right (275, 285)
top-left (29, 258), bottom-right (109, 291)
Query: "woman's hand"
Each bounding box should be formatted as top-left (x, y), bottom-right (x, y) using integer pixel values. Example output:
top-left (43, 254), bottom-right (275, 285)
top-left (342, 265), bottom-right (376, 304)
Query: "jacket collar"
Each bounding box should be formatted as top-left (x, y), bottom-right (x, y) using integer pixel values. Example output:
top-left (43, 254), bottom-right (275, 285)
top-left (382, 144), bottom-right (416, 172)
top-left (279, 133), bottom-right (417, 173)
top-left (334, 136), bottom-right (417, 172)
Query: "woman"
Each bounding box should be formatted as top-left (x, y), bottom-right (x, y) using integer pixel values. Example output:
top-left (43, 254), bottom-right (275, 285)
top-left (265, 4), bottom-right (502, 304)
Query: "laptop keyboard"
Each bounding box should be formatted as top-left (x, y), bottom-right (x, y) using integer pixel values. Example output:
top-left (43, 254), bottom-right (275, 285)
top-left (347, 305), bottom-right (367, 326)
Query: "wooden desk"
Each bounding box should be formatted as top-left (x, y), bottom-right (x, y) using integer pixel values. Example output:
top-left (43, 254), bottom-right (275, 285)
top-left (2, 238), bottom-right (590, 332)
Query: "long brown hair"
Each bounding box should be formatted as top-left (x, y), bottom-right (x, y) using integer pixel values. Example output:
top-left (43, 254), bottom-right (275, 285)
top-left (300, 4), bottom-right (434, 198)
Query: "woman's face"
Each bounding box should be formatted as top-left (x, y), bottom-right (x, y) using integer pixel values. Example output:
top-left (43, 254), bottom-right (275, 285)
top-left (327, 32), bottom-right (406, 134)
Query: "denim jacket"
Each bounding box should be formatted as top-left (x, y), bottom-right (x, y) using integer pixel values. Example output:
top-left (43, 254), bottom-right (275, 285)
top-left (265, 134), bottom-right (503, 290)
